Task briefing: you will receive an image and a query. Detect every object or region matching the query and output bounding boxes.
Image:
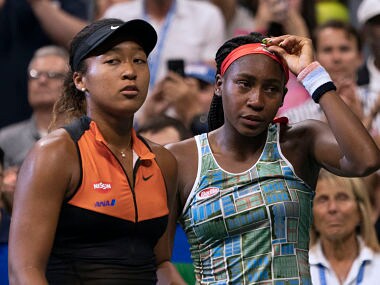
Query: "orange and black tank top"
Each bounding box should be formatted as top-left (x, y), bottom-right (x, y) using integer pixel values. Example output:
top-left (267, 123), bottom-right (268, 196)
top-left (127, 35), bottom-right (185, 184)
top-left (46, 116), bottom-right (169, 285)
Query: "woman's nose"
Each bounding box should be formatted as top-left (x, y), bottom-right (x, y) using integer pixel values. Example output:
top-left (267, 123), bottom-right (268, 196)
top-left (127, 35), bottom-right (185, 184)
top-left (121, 62), bottom-right (137, 80)
top-left (247, 88), bottom-right (264, 109)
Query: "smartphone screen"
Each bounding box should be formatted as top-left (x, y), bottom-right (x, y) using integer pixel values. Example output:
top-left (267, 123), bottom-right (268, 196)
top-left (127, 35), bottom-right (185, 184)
top-left (167, 59), bottom-right (185, 77)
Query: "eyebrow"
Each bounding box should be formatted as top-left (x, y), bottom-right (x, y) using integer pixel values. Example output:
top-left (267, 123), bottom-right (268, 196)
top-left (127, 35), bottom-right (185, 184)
top-left (236, 72), bottom-right (283, 83)
top-left (108, 45), bottom-right (145, 53)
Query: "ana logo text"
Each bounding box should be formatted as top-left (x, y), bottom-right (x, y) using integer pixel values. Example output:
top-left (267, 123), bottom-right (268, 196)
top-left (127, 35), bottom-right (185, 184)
top-left (95, 199), bottom-right (116, 207)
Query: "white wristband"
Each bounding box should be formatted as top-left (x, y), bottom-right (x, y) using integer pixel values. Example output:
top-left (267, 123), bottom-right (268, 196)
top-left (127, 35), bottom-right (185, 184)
top-left (297, 62), bottom-right (336, 103)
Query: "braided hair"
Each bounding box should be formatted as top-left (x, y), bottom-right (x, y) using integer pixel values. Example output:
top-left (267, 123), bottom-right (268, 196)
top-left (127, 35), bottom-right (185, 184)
top-left (208, 32), bottom-right (266, 131)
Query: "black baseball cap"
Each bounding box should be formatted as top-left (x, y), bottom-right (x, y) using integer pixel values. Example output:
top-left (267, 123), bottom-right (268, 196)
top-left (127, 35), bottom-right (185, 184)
top-left (70, 18), bottom-right (157, 70)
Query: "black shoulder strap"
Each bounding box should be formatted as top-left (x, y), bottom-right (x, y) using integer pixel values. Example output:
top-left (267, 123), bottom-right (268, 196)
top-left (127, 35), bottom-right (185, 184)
top-left (62, 116), bottom-right (91, 143)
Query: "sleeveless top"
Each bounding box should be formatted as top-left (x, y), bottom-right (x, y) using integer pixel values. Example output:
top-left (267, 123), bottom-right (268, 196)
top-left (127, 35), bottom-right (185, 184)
top-left (46, 116), bottom-right (169, 285)
top-left (179, 123), bottom-right (313, 284)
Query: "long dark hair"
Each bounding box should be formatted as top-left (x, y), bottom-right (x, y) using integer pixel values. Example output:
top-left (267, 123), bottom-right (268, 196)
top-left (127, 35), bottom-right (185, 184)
top-left (207, 32), bottom-right (266, 131)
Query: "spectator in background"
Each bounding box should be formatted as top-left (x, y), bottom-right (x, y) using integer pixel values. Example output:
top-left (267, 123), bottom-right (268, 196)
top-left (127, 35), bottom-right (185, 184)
top-left (93, 0), bottom-right (131, 20)
top-left (138, 115), bottom-right (191, 146)
top-left (138, 62), bottom-right (216, 135)
top-left (0, 0), bottom-right (91, 128)
top-left (0, 45), bottom-right (68, 284)
top-left (282, 20), bottom-right (366, 124)
top-left (357, 0), bottom-right (380, 134)
top-left (103, 0), bottom-right (225, 88)
top-left (209, 0), bottom-right (255, 39)
top-left (241, 0), bottom-right (316, 38)
top-left (356, 3), bottom-right (380, 241)
top-left (0, 45), bottom-right (69, 169)
top-left (309, 169), bottom-right (380, 285)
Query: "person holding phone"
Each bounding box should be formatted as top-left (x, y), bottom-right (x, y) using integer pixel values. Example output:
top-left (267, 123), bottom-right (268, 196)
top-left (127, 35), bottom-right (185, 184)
top-left (158, 32), bottom-right (380, 284)
top-left (8, 18), bottom-right (179, 284)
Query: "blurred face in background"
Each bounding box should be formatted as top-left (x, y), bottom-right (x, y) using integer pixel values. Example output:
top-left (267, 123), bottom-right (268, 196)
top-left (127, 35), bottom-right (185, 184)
top-left (313, 178), bottom-right (361, 243)
top-left (315, 27), bottom-right (362, 82)
top-left (365, 21), bottom-right (380, 61)
top-left (28, 55), bottom-right (68, 111)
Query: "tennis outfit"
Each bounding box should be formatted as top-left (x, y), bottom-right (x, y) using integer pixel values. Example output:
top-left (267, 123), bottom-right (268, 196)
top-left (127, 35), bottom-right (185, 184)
top-left (46, 116), bottom-right (169, 284)
top-left (309, 238), bottom-right (380, 285)
top-left (180, 122), bottom-right (314, 284)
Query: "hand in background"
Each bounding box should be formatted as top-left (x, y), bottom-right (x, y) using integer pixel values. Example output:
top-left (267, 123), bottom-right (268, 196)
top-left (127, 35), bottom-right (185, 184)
top-left (2, 166), bottom-right (19, 213)
top-left (255, 0), bottom-right (309, 37)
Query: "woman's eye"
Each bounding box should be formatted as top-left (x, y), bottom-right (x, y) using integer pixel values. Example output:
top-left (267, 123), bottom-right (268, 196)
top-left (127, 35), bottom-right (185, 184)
top-left (336, 194), bottom-right (350, 201)
top-left (315, 196), bottom-right (328, 204)
top-left (105, 59), bottom-right (119, 65)
top-left (237, 80), bottom-right (250, 88)
top-left (264, 86), bottom-right (280, 93)
top-left (134, 58), bottom-right (147, 64)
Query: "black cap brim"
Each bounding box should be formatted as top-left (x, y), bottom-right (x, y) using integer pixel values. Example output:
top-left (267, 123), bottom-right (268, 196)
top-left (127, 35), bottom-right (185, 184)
top-left (71, 19), bottom-right (157, 70)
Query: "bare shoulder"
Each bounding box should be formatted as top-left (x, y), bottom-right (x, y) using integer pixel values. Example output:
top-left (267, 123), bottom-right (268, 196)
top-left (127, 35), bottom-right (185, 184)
top-left (16, 127), bottom-right (80, 198)
top-left (25, 128), bottom-right (75, 162)
top-left (143, 139), bottom-right (177, 166)
top-left (166, 137), bottom-right (198, 165)
top-left (166, 137), bottom-right (199, 203)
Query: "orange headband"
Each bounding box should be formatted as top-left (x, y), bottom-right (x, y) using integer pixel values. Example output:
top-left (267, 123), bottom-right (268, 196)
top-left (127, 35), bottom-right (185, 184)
top-left (220, 43), bottom-right (289, 83)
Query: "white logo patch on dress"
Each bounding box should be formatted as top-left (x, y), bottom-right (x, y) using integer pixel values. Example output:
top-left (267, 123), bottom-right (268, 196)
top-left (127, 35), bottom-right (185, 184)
top-left (93, 182), bottom-right (112, 193)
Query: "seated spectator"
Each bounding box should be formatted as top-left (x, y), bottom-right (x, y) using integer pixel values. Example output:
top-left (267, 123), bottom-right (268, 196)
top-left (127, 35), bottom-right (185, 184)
top-left (282, 20), bottom-right (366, 124)
top-left (208, 0), bottom-right (255, 39)
top-left (137, 62), bottom-right (216, 135)
top-left (241, 0), bottom-right (316, 37)
top-left (357, 0), bottom-right (380, 134)
top-left (0, 45), bottom-right (69, 168)
top-left (103, 0), bottom-right (225, 88)
top-left (138, 115), bottom-right (191, 145)
top-left (309, 169), bottom-right (380, 285)
top-left (0, 0), bottom-right (91, 128)
top-left (0, 46), bottom-right (68, 283)
top-left (357, 0), bottom-right (380, 242)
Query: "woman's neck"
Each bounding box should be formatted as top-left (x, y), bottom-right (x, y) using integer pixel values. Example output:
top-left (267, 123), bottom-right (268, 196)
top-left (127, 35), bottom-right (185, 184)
top-left (321, 234), bottom-right (359, 283)
top-left (321, 234), bottom-right (358, 261)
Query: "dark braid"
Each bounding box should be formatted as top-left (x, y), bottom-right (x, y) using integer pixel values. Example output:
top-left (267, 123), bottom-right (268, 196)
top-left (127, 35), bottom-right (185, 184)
top-left (208, 33), bottom-right (266, 131)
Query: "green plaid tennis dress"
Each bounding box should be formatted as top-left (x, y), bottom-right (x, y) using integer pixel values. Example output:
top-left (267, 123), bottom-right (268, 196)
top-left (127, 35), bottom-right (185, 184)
top-left (179, 122), bottom-right (314, 285)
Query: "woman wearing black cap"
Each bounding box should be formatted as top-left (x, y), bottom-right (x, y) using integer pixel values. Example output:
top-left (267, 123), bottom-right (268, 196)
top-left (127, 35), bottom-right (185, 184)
top-left (8, 18), bottom-right (180, 284)
top-left (161, 33), bottom-right (380, 284)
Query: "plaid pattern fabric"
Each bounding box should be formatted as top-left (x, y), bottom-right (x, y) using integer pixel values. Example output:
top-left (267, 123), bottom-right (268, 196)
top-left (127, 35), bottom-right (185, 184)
top-left (180, 123), bottom-right (313, 284)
